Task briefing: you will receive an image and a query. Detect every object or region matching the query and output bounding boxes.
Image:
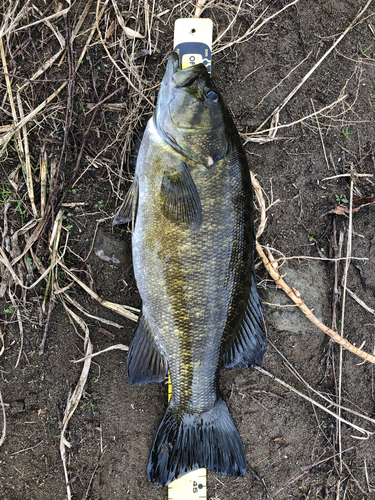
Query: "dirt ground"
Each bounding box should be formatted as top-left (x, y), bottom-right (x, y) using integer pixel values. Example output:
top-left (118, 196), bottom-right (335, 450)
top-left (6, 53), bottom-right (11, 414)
top-left (1, 1), bottom-right (375, 499)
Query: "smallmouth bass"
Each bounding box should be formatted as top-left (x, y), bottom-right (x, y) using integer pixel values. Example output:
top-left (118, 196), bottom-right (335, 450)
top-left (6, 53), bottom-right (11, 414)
top-left (114, 52), bottom-right (266, 486)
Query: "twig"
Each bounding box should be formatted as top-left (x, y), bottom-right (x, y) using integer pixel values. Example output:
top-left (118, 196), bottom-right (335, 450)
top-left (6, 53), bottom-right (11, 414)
top-left (11, 440), bottom-right (44, 455)
top-left (0, 392), bottom-right (6, 447)
top-left (346, 288), bottom-right (375, 316)
top-left (337, 170), bottom-right (354, 474)
top-left (82, 448), bottom-right (106, 500)
top-left (256, 242), bottom-right (375, 364)
top-left (252, 172), bottom-right (375, 364)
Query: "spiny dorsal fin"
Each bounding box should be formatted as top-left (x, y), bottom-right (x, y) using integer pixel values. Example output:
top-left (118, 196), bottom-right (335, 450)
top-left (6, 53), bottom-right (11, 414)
top-left (160, 163), bottom-right (202, 229)
top-left (113, 176), bottom-right (139, 226)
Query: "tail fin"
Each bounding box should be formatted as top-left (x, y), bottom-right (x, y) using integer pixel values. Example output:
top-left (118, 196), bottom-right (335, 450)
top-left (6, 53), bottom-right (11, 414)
top-left (147, 399), bottom-right (246, 486)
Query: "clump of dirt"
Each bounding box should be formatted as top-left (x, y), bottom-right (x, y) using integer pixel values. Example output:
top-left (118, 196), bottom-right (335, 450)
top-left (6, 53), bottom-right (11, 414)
top-left (1, 1), bottom-right (375, 499)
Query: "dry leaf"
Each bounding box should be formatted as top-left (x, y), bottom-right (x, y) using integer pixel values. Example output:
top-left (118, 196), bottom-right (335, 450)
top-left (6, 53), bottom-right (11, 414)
top-left (123, 26), bottom-right (144, 39)
top-left (330, 195), bottom-right (375, 215)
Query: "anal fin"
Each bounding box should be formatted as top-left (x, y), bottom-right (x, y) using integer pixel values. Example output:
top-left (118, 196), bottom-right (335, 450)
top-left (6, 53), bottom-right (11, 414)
top-left (223, 271), bottom-right (266, 369)
top-left (127, 314), bottom-right (168, 385)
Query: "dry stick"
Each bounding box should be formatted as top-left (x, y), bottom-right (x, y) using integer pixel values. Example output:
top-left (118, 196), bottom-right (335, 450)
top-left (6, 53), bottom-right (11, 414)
top-left (256, 242), bottom-right (375, 364)
top-left (0, 392), bottom-right (6, 447)
top-left (250, 172), bottom-right (375, 364)
top-left (82, 448), bottom-right (106, 500)
top-left (255, 0), bottom-right (373, 134)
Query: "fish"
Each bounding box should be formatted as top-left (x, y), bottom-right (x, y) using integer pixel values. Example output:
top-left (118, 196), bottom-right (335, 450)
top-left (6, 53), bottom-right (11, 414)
top-left (113, 51), bottom-right (266, 487)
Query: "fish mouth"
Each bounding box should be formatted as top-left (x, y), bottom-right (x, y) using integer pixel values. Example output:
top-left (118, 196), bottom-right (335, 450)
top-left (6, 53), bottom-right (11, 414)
top-left (167, 52), bottom-right (207, 88)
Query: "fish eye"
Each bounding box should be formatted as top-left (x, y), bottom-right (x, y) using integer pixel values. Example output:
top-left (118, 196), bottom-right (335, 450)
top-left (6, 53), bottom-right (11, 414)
top-left (206, 90), bottom-right (218, 102)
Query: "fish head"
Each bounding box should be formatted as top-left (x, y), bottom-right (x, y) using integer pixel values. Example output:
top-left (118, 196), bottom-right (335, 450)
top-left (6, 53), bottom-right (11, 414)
top-left (155, 52), bottom-right (229, 167)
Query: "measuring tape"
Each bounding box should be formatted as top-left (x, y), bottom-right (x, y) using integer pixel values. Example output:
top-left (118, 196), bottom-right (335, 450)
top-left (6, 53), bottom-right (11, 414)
top-left (168, 18), bottom-right (213, 500)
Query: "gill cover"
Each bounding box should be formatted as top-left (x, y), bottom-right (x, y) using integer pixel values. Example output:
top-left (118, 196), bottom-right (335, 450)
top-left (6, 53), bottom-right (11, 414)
top-left (154, 52), bottom-right (229, 167)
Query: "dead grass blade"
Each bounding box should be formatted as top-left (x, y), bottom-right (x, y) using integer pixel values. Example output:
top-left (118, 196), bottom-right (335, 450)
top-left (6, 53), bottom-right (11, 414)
top-left (59, 261), bottom-right (139, 323)
top-left (0, 327), bottom-right (4, 357)
top-left (15, 1), bottom-right (71, 32)
top-left (111, 0), bottom-right (144, 39)
top-left (0, 37), bottom-right (22, 152)
top-left (0, 392), bottom-right (6, 448)
top-left (8, 290), bottom-right (23, 368)
top-left (59, 305), bottom-right (93, 500)
top-left (71, 344), bottom-right (129, 364)
top-left (0, 82), bottom-right (68, 151)
top-left (61, 291), bottom-right (125, 329)
top-left (16, 93), bottom-right (38, 218)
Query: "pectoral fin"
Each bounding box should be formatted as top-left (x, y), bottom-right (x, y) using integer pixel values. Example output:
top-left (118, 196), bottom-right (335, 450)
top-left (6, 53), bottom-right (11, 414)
top-left (113, 177), bottom-right (139, 226)
top-left (223, 271), bottom-right (266, 369)
top-left (160, 163), bottom-right (202, 229)
top-left (127, 314), bottom-right (168, 385)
